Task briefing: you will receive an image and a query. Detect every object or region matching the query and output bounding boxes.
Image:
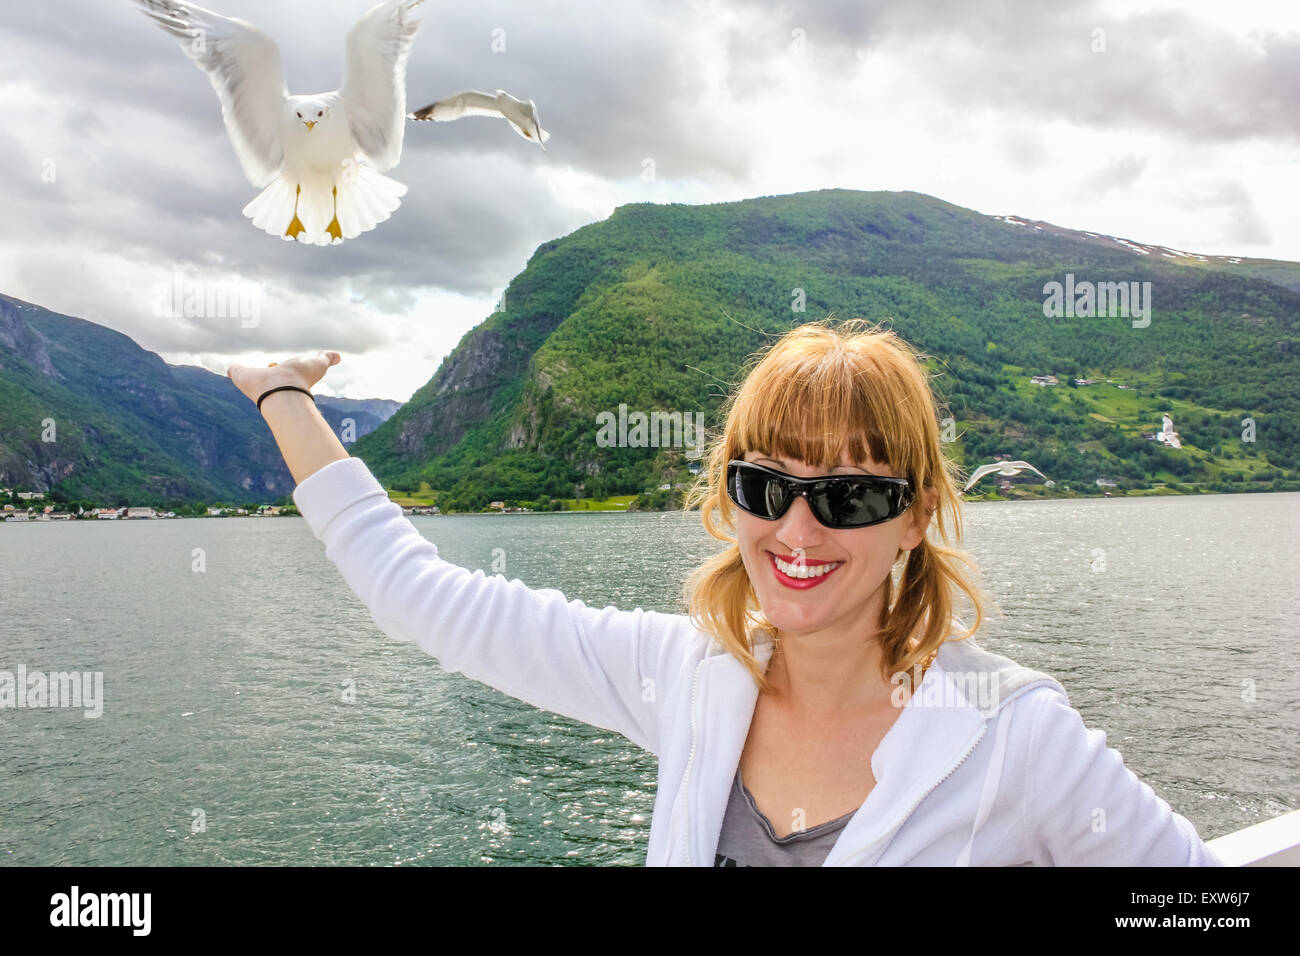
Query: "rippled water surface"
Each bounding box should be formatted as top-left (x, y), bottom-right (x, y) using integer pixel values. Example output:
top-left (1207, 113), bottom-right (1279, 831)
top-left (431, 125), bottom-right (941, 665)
top-left (1, 492), bottom-right (1296, 865)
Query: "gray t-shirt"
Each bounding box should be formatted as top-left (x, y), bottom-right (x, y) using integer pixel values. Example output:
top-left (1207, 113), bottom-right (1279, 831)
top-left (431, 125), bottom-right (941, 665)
top-left (713, 767), bottom-right (856, 866)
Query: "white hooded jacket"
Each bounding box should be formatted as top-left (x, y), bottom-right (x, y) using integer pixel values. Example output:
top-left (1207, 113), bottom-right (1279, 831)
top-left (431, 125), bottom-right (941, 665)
top-left (293, 456), bottom-right (1224, 866)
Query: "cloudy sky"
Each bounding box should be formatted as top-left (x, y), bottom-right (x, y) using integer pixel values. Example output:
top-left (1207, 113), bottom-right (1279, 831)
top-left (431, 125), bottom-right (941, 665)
top-left (2, 0), bottom-right (1297, 401)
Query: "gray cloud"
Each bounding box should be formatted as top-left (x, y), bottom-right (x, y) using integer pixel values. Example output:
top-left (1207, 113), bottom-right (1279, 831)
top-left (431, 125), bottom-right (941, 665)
top-left (0, 0), bottom-right (1293, 398)
top-left (1081, 154), bottom-right (1150, 196)
top-left (1171, 180), bottom-right (1272, 247)
top-left (4, 0), bottom-right (1291, 283)
top-left (726, 0), bottom-right (1299, 143)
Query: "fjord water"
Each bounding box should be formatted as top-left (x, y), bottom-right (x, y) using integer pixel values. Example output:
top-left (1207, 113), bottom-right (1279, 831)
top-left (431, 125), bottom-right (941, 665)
top-left (1, 493), bottom-right (1296, 866)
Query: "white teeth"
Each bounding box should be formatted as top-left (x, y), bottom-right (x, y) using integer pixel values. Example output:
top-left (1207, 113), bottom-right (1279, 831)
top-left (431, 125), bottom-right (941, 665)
top-left (773, 555), bottom-right (841, 579)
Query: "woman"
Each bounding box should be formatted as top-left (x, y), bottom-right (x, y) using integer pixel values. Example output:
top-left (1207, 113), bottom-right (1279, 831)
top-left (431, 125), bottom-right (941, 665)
top-left (228, 319), bottom-right (1223, 866)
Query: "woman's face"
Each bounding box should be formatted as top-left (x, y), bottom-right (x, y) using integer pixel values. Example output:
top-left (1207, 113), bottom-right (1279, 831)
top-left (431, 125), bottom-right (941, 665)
top-left (734, 449), bottom-right (932, 640)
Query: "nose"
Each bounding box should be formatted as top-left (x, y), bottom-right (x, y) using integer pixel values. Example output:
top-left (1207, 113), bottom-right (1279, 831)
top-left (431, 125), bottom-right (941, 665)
top-left (304, 120), bottom-right (316, 131)
top-left (774, 493), bottom-right (825, 549)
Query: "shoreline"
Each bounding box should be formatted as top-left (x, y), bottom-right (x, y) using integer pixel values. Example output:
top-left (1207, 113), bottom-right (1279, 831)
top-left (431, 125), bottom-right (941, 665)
top-left (5, 485), bottom-right (1298, 524)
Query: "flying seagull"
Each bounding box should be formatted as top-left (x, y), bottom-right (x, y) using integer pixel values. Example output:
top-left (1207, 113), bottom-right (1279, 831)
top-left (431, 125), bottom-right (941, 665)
top-left (963, 460), bottom-right (1052, 492)
top-left (133, 0), bottom-right (424, 245)
top-left (1156, 414), bottom-right (1182, 449)
top-left (409, 89), bottom-right (550, 150)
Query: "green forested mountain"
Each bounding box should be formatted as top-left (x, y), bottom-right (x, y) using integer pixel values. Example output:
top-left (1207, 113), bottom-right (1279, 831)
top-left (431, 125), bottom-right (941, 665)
top-left (3, 190), bottom-right (1297, 508)
top-left (0, 295), bottom-right (395, 505)
top-left (355, 189), bottom-right (1300, 509)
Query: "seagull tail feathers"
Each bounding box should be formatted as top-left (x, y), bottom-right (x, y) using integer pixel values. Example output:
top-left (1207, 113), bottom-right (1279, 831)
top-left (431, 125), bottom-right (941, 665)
top-left (334, 163), bottom-right (407, 242)
top-left (241, 164), bottom-right (407, 245)
top-left (242, 176), bottom-right (303, 242)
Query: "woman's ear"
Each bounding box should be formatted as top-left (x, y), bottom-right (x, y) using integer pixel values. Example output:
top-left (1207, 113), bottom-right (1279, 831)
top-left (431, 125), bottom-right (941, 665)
top-left (901, 486), bottom-right (938, 551)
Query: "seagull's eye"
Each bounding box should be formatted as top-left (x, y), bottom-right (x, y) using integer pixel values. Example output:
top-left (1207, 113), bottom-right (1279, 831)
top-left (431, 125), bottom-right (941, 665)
top-left (296, 111), bottom-right (302, 118)
top-left (317, 110), bottom-right (323, 117)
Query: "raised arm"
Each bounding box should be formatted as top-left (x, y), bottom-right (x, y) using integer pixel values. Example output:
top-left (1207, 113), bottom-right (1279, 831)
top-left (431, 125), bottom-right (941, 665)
top-left (227, 351), bottom-right (694, 754)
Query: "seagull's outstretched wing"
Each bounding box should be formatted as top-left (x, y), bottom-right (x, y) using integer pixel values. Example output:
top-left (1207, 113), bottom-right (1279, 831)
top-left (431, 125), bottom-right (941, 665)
top-left (339, 0), bottom-right (425, 172)
top-left (411, 89), bottom-right (551, 148)
top-left (133, 0), bottom-right (287, 187)
top-left (410, 89), bottom-right (503, 121)
top-left (963, 462), bottom-right (1002, 492)
top-left (1004, 461), bottom-right (1049, 481)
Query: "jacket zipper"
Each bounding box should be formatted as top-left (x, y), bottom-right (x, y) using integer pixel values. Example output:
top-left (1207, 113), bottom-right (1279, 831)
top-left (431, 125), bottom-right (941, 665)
top-left (862, 684), bottom-right (1049, 864)
top-left (839, 722), bottom-right (987, 866)
top-left (678, 658), bottom-right (706, 866)
top-left (914, 725), bottom-right (985, 821)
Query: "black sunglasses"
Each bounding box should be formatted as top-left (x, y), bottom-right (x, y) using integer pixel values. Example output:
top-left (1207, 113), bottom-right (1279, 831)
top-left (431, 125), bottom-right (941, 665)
top-left (725, 459), bottom-right (915, 529)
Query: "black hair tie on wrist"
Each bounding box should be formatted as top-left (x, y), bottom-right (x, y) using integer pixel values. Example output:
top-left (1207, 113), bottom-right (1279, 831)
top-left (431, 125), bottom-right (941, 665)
top-left (256, 384), bottom-right (314, 412)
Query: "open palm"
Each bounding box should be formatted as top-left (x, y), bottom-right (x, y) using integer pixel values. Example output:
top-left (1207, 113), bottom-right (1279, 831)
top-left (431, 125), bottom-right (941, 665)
top-left (227, 350), bottom-right (341, 405)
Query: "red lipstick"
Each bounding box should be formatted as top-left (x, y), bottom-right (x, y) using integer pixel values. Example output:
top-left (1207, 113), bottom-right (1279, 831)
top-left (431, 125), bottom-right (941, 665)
top-left (767, 551), bottom-right (843, 590)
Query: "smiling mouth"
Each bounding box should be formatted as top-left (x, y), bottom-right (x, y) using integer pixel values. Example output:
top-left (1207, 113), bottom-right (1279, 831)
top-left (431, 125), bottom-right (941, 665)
top-left (768, 551), bottom-right (843, 586)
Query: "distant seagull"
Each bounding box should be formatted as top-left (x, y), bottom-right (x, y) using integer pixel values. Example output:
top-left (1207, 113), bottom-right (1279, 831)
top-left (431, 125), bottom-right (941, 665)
top-left (133, 0), bottom-right (425, 245)
top-left (409, 89), bottom-right (550, 150)
top-left (1157, 414), bottom-right (1182, 449)
top-left (963, 460), bottom-right (1051, 492)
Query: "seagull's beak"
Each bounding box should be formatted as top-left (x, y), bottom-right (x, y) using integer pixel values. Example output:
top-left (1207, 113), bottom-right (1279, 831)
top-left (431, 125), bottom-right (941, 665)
top-left (305, 121), bottom-right (316, 131)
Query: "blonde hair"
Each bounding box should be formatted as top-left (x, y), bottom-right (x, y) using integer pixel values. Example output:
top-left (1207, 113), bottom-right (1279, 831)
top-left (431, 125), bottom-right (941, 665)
top-left (682, 318), bottom-right (989, 691)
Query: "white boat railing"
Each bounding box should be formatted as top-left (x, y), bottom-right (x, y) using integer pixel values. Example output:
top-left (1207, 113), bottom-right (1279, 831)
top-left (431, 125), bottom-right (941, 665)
top-left (1206, 808), bottom-right (1300, 866)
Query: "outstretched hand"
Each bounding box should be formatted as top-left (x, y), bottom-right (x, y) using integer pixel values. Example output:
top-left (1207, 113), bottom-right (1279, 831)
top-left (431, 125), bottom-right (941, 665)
top-left (227, 351), bottom-right (341, 405)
